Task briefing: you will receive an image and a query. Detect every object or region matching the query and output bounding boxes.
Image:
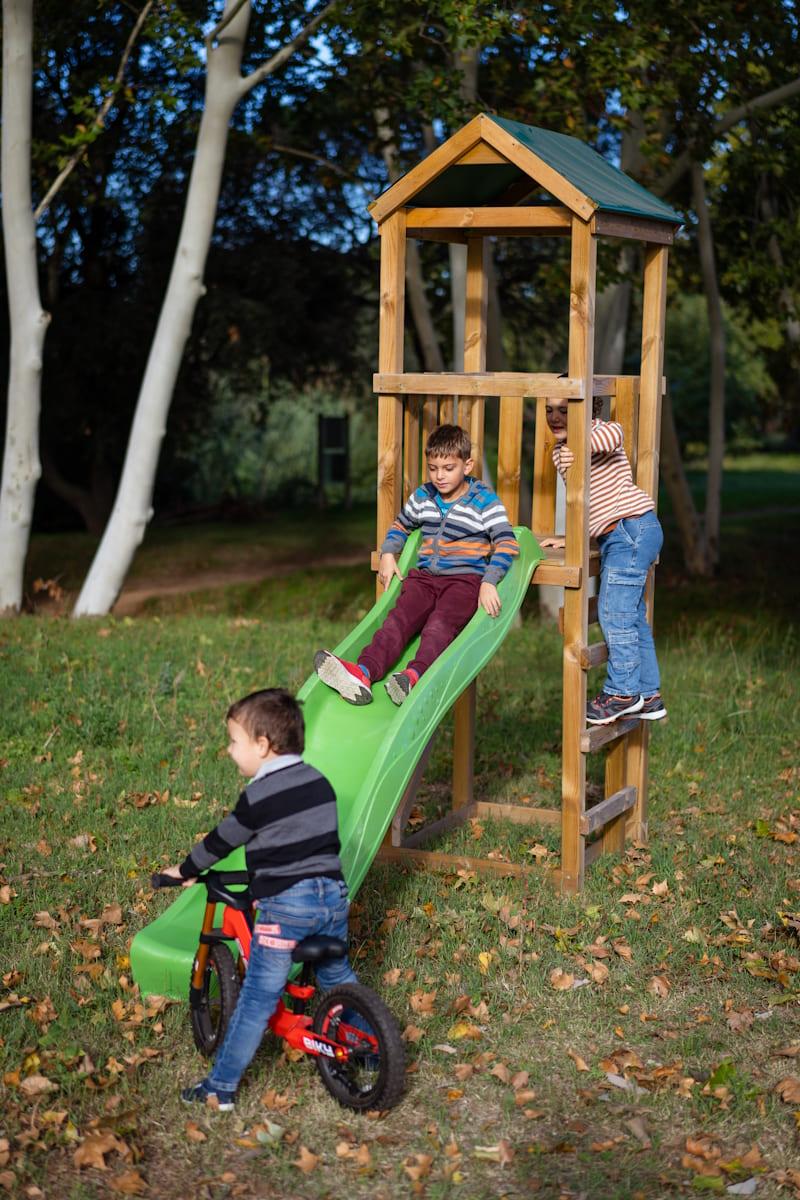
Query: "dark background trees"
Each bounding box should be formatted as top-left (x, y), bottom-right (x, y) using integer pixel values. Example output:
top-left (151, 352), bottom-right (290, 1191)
top-left (1, 0), bottom-right (797, 560)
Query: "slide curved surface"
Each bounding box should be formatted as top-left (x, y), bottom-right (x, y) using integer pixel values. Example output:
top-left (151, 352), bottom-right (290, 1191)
top-left (131, 528), bottom-right (542, 997)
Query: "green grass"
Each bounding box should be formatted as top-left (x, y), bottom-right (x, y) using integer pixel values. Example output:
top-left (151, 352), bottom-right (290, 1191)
top-left (1, 459), bottom-right (799, 1198)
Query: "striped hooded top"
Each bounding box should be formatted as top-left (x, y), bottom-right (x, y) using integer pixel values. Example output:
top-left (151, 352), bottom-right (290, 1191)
top-left (380, 478), bottom-right (519, 586)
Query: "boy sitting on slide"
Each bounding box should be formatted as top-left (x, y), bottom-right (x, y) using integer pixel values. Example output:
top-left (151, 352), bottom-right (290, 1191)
top-left (315, 424), bottom-right (519, 707)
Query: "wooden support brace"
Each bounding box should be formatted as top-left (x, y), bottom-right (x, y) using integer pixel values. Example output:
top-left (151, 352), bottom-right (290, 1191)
top-left (580, 786), bottom-right (636, 836)
top-left (581, 717), bottom-right (640, 754)
top-left (576, 641), bottom-right (608, 670)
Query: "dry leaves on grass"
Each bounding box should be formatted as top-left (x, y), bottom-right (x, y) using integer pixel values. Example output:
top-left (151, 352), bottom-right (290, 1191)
top-left (73, 1131), bottom-right (131, 1170)
top-left (775, 1077), bottom-right (800, 1103)
top-left (293, 1146), bottom-right (320, 1174)
top-left (109, 1169), bottom-right (148, 1195)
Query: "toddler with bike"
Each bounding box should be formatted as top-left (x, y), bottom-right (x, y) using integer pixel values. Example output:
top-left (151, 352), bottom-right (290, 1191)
top-left (158, 687), bottom-right (403, 1111)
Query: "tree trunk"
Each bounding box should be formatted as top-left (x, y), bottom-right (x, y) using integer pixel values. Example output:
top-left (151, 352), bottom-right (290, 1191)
top-left (692, 161), bottom-right (725, 570)
top-left (73, 2), bottom-right (252, 615)
top-left (0, 0), bottom-right (51, 613)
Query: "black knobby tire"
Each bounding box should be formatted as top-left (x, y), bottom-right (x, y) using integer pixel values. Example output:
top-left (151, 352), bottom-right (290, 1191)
top-left (190, 943), bottom-right (241, 1056)
top-left (311, 982), bottom-right (405, 1111)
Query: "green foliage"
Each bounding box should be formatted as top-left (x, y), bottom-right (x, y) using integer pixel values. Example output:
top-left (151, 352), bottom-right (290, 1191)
top-left (177, 377), bottom-right (377, 508)
top-left (665, 294), bottom-right (781, 453)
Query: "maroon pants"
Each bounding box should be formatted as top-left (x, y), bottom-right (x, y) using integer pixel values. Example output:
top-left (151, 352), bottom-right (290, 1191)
top-left (358, 569), bottom-right (482, 680)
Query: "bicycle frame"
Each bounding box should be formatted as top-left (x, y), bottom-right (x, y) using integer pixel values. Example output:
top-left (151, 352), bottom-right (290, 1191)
top-left (189, 876), bottom-right (377, 1064)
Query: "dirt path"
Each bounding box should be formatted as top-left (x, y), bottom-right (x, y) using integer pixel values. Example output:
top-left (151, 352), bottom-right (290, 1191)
top-left (112, 551), bottom-right (369, 616)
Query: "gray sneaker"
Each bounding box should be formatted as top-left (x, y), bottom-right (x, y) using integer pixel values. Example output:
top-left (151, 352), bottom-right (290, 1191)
top-left (639, 693), bottom-right (667, 721)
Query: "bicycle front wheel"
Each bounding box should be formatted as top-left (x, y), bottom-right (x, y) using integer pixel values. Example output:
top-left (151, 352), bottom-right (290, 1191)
top-left (312, 983), bottom-right (405, 1111)
top-left (190, 943), bottom-right (240, 1056)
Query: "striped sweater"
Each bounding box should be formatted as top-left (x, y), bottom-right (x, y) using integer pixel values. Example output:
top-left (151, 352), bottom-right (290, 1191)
top-left (381, 478), bottom-right (519, 586)
top-left (552, 420), bottom-right (654, 540)
top-left (178, 758), bottom-right (343, 899)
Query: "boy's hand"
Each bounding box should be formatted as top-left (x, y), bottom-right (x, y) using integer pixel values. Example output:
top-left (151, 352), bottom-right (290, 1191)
top-left (160, 863), bottom-right (196, 888)
top-left (558, 445), bottom-right (574, 468)
top-left (479, 581), bottom-right (501, 618)
top-left (378, 552), bottom-right (403, 591)
top-left (539, 536), bottom-right (565, 549)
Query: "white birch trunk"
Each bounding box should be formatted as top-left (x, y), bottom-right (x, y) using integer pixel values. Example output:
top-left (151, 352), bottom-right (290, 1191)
top-left (73, 2), bottom-right (252, 615)
top-left (0, 0), bottom-right (50, 613)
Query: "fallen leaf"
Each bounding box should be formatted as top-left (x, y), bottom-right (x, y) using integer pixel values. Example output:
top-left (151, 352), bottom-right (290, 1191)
top-left (568, 1050), bottom-right (589, 1072)
top-left (403, 1153), bottom-right (433, 1181)
top-left (19, 1074), bottom-right (58, 1098)
top-left (184, 1122), bottom-right (206, 1143)
top-left (647, 974), bottom-right (670, 998)
top-left (775, 1077), bottom-right (800, 1103)
top-left (625, 1116), bottom-right (652, 1148)
top-left (409, 990), bottom-right (437, 1016)
top-left (74, 1132), bottom-right (129, 1170)
top-left (402, 1024), bottom-right (424, 1043)
top-left (109, 1169), bottom-right (148, 1195)
top-left (293, 1146), bottom-right (319, 1174)
top-left (473, 1140), bottom-right (514, 1165)
top-left (549, 967), bottom-right (575, 990)
top-left (589, 961), bottom-right (609, 984)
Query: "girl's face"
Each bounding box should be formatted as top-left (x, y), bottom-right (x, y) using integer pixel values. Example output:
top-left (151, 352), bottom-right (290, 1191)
top-left (545, 400), bottom-right (569, 441)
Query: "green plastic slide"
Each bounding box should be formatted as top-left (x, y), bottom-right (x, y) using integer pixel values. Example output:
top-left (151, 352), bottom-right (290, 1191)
top-left (131, 528), bottom-right (542, 998)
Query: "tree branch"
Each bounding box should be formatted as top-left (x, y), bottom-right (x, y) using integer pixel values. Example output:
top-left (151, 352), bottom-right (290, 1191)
top-left (34, 0), bottom-right (155, 221)
top-left (655, 75), bottom-right (800, 198)
top-left (238, 0), bottom-right (337, 98)
top-left (271, 140), bottom-right (354, 179)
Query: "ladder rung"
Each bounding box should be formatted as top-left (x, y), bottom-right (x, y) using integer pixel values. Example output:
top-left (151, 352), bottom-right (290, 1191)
top-left (581, 716), bottom-right (640, 753)
top-left (580, 786), bottom-right (636, 836)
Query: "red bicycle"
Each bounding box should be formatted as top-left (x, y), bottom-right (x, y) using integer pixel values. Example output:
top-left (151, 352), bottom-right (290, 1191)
top-left (151, 871), bottom-right (405, 1110)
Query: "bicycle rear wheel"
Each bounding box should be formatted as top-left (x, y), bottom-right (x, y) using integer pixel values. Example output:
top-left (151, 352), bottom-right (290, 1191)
top-left (190, 943), bottom-right (240, 1056)
top-left (312, 983), bottom-right (405, 1111)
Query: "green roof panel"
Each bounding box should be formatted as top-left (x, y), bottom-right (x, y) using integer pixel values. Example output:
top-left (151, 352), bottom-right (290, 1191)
top-left (490, 116), bottom-right (682, 225)
top-left (387, 113), bottom-right (682, 228)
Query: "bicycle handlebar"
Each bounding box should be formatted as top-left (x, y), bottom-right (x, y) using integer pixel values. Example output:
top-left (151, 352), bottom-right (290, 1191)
top-left (150, 869), bottom-right (251, 890)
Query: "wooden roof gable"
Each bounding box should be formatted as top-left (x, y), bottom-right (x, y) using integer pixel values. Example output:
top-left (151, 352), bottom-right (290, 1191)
top-left (369, 113), bottom-right (682, 228)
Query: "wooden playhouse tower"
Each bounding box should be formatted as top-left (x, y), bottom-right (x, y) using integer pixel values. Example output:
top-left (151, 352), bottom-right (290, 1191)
top-left (370, 114), bottom-right (682, 893)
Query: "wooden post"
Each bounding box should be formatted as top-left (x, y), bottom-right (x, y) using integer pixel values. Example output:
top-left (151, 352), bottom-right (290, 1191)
top-left (452, 235), bottom-right (488, 809)
top-left (626, 245), bottom-right (668, 842)
top-left (497, 395), bottom-right (523, 524)
top-left (462, 237), bottom-right (489, 472)
top-left (612, 376), bottom-right (639, 476)
top-left (403, 396), bottom-right (421, 501)
top-left (532, 396), bottom-right (557, 535)
top-left (376, 211), bottom-right (407, 597)
top-left (560, 218), bottom-right (597, 893)
top-left (422, 397), bottom-right (438, 456)
top-left (602, 739), bottom-right (628, 856)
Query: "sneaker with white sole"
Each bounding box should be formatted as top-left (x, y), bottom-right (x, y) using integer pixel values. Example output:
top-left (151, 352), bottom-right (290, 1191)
top-left (385, 670), bottom-right (415, 706)
top-left (638, 693), bottom-right (667, 720)
top-left (180, 1080), bottom-right (235, 1111)
top-left (314, 650), bottom-right (372, 705)
top-left (586, 692), bottom-right (644, 726)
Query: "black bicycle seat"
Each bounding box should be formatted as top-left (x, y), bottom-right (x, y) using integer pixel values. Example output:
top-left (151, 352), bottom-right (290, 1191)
top-left (291, 935), bottom-right (348, 964)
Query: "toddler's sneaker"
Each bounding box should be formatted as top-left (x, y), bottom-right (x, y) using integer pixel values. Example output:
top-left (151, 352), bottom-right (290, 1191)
top-left (314, 650), bottom-right (372, 705)
top-left (638, 693), bottom-right (667, 721)
top-left (586, 692), bottom-right (644, 726)
top-left (180, 1080), bottom-right (235, 1111)
top-left (385, 668), bottom-right (418, 706)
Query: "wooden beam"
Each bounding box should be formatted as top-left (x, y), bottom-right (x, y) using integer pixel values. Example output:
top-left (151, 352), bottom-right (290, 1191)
top-left (373, 372), bottom-right (618, 399)
top-left (483, 116), bottom-right (597, 221)
top-left (580, 786), bottom-right (636, 837)
top-left (376, 210), bottom-right (406, 599)
top-left (602, 734), bottom-right (628, 856)
top-left (560, 216), bottom-right (597, 893)
top-left (403, 395), bottom-right (421, 502)
top-left (559, 596), bottom-right (599, 633)
top-left (406, 206), bottom-right (572, 233)
top-left (575, 641), bottom-right (608, 670)
top-left (376, 843), bottom-right (560, 884)
top-left (455, 143), bottom-right (511, 165)
top-left (402, 807), bottom-right (473, 850)
top-left (369, 115), bottom-right (484, 225)
top-left (612, 375), bottom-right (639, 477)
top-left (472, 801), bottom-right (561, 826)
top-left (591, 212), bottom-right (676, 245)
top-left (532, 395), bottom-right (557, 537)
top-left (452, 674), bottom-right (476, 810)
top-left (497, 395), bottom-right (524, 524)
top-left (580, 716), bottom-right (640, 754)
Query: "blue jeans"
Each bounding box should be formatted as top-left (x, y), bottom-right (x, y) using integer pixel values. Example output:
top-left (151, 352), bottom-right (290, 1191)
top-left (597, 511), bottom-right (663, 697)
top-left (207, 877), bottom-right (357, 1095)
